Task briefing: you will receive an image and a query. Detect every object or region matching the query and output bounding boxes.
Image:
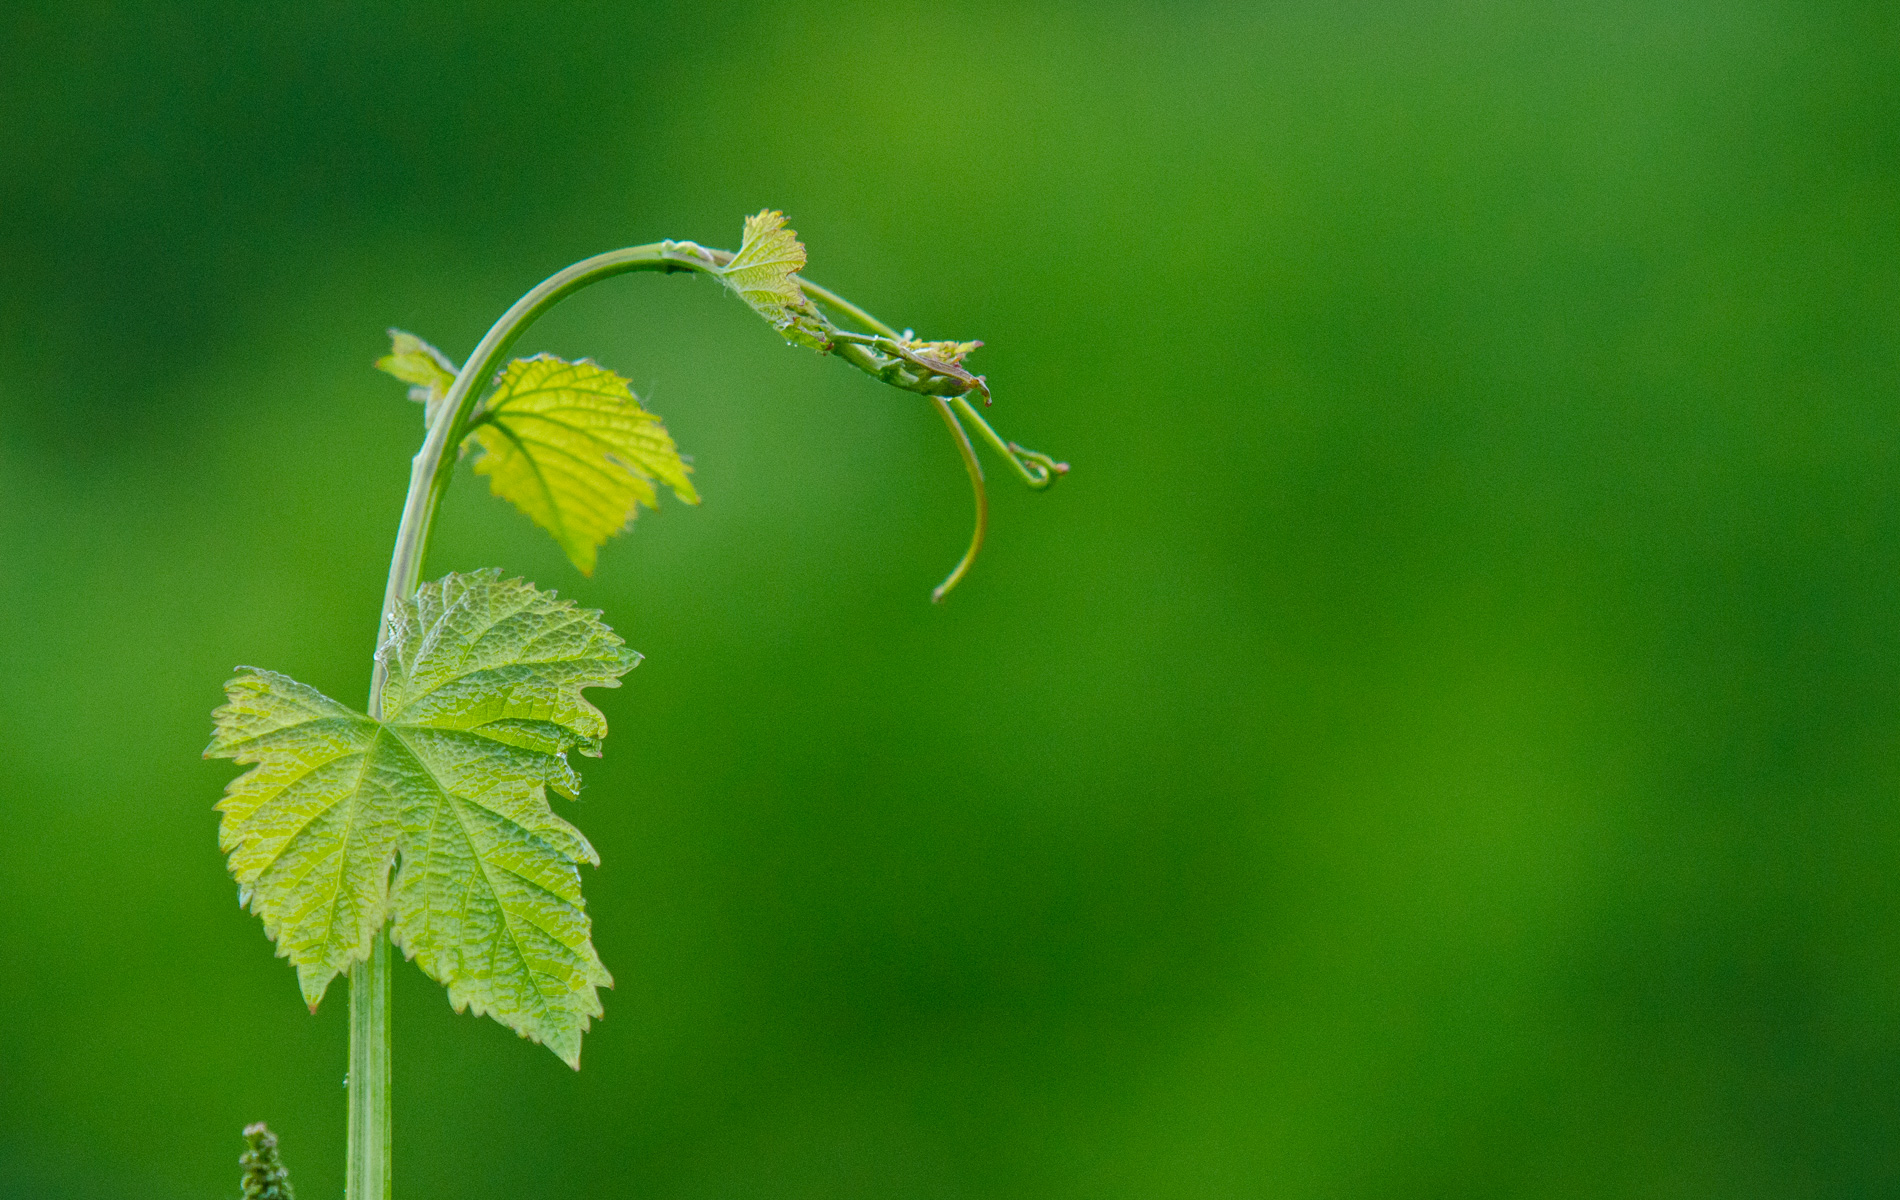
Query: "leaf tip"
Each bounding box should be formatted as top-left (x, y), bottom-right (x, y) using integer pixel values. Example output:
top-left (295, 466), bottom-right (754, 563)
top-left (296, 963), bottom-right (337, 1013)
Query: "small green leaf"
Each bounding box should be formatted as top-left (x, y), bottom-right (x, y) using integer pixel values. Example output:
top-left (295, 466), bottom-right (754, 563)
top-left (206, 570), bottom-right (637, 1067)
top-left (375, 329), bottom-right (459, 428)
top-left (719, 209), bottom-right (833, 352)
top-left (466, 355), bottom-right (699, 576)
top-left (900, 335), bottom-right (982, 367)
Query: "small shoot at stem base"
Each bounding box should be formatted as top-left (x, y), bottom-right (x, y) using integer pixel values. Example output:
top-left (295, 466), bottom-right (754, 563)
top-left (240, 1123), bottom-right (296, 1200)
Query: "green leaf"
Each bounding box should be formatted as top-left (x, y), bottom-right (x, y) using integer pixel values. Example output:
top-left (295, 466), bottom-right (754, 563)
top-left (375, 329), bottom-right (459, 428)
top-left (205, 570), bottom-right (637, 1068)
top-left (466, 354), bottom-right (699, 576)
top-left (719, 209), bottom-right (833, 352)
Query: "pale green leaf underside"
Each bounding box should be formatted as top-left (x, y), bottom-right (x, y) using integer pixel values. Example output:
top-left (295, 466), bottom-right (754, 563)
top-left (205, 570), bottom-right (639, 1067)
top-left (375, 329), bottom-right (459, 428)
top-left (468, 355), bottom-right (699, 576)
top-left (720, 209), bottom-right (832, 352)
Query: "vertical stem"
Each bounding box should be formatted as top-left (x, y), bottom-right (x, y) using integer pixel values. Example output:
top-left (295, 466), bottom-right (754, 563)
top-left (345, 930), bottom-right (391, 1200)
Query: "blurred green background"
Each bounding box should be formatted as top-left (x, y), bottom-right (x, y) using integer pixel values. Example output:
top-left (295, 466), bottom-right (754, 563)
top-left (4, 1), bottom-right (1900, 1196)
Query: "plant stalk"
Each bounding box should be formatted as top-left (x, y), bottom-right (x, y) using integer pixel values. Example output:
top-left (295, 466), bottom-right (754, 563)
top-left (343, 233), bottom-right (1057, 1194)
top-left (347, 241), bottom-right (724, 1200)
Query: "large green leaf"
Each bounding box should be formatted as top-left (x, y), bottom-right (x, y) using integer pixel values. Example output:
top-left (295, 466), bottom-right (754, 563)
top-left (719, 209), bottom-right (833, 352)
top-left (466, 355), bottom-right (699, 576)
top-left (205, 570), bottom-right (637, 1067)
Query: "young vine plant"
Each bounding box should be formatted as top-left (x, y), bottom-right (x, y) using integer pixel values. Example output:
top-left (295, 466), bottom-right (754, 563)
top-left (203, 211), bottom-right (1065, 1199)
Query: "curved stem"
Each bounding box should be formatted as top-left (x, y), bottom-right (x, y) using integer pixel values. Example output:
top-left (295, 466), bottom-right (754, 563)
top-left (347, 239), bottom-right (723, 1200)
top-left (368, 241), bottom-right (723, 708)
top-left (951, 395), bottom-right (1069, 489)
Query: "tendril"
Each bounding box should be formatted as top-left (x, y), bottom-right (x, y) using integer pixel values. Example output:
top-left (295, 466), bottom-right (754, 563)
top-left (928, 396), bottom-right (987, 603)
top-left (951, 396), bottom-right (1069, 490)
top-left (800, 276), bottom-right (1067, 600)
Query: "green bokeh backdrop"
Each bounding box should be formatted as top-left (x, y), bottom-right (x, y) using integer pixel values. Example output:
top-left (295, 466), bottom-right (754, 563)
top-left (5, 2), bottom-right (1900, 1196)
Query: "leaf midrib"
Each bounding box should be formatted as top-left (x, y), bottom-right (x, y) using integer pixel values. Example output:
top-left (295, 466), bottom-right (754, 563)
top-left (385, 725), bottom-right (575, 1024)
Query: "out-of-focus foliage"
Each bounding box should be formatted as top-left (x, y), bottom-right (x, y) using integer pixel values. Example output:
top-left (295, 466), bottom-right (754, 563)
top-left (4, 1), bottom-right (1900, 1198)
